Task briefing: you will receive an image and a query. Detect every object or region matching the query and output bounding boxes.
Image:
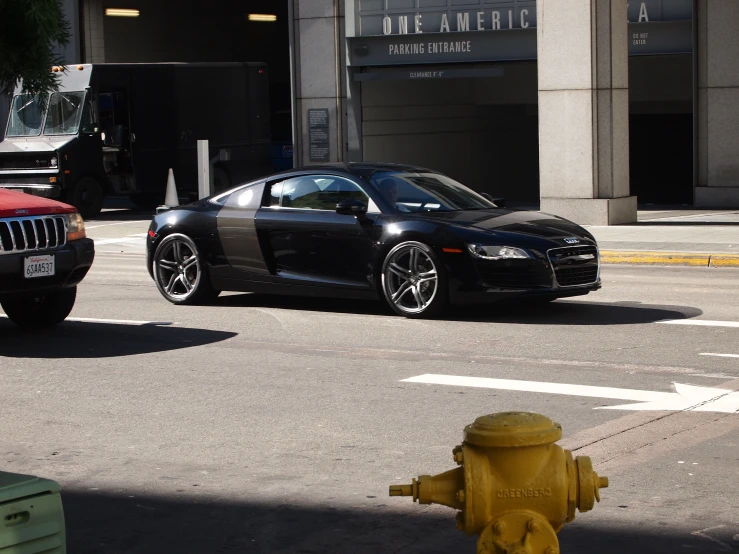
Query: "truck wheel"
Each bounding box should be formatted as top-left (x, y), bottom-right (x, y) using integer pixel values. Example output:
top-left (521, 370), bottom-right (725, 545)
top-left (1, 287), bottom-right (77, 328)
top-left (67, 177), bottom-right (104, 218)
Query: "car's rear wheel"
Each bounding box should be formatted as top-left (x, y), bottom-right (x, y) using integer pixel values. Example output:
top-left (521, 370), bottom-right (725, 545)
top-left (153, 234), bottom-right (220, 305)
top-left (381, 241), bottom-right (447, 318)
top-left (1, 286), bottom-right (77, 327)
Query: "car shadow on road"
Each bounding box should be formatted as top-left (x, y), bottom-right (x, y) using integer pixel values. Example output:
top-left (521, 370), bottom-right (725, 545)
top-left (214, 293), bottom-right (702, 326)
top-left (445, 299), bottom-right (704, 326)
top-left (0, 320), bottom-right (237, 358)
top-left (57, 489), bottom-right (736, 554)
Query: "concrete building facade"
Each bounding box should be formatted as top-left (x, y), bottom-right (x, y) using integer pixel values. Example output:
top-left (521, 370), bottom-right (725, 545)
top-left (7, 0), bottom-right (739, 224)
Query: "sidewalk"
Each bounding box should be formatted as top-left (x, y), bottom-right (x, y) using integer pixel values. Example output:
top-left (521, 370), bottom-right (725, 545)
top-left (586, 209), bottom-right (739, 266)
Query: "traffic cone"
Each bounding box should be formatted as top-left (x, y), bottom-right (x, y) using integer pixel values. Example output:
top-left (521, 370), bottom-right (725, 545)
top-left (164, 168), bottom-right (179, 207)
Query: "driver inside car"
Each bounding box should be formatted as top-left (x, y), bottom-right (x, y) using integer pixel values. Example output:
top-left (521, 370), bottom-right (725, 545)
top-left (376, 178), bottom-right (411, 212)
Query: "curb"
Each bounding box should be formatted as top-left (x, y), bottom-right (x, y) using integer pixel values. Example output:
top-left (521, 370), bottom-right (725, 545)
top-left (600, 251), bottom-right (739, 267)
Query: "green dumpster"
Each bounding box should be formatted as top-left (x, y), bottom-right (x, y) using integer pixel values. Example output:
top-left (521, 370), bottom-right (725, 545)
top-left (0, 471), bottom-right (65, 553)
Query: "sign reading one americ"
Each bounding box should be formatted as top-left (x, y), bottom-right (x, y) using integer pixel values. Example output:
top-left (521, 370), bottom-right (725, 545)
top-left (308, 109), bottom-right (330, 162)
top-left (354, 0), bottom-right (693, 37)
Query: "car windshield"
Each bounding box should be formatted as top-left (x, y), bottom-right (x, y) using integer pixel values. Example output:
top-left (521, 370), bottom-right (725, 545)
top-left (6, 94), bottom-right (46, 137)
top-left (368, 171), bottom-right (495, 213)
top-left (44, 91), bottom-right (86, 135)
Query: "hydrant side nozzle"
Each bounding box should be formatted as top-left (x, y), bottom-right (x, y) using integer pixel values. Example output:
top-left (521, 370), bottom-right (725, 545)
top-left (389, 477), bottom-right (419, 501)
top-left (389, 484), bottom-right (413, 497)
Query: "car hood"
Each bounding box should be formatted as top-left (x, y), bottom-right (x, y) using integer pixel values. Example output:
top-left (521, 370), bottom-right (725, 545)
top-left (0, 189), bottom-right (76, 217)
top-left (0, 136), bottom-right (76, 154)
top-left (417, 209), bottom-right (596, 247)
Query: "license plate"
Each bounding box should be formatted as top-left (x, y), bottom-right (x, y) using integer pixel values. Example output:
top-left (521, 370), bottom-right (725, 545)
top-left (24, 254), bottom-right (55, 279)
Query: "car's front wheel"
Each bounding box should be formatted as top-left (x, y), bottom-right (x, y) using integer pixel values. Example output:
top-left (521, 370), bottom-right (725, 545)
top-left (152, 234), bottom-right (220, 305)
top-left (1, 286), bottom-right (77, 327)
top-left (381, 241), bottom-right (447, 318)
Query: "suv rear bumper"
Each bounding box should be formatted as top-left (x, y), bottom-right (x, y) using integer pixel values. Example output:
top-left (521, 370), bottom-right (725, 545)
top-left (0, 238), bottom-right (94, 300)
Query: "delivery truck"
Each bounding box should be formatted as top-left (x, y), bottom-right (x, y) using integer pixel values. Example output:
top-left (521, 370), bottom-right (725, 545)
top-left (0, 62), bottom-right (272, 217)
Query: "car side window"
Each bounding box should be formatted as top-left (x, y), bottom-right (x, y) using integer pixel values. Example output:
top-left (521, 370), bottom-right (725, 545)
top-left (267, 176), bottom-right (371, 211)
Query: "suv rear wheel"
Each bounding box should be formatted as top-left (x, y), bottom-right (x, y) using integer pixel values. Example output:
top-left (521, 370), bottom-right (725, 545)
top-left (1, 286), bottom-right (77, 327)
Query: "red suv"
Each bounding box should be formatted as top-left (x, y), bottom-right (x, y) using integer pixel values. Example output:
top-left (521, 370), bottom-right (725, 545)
top-left (0, 190), bottom-right (94, 327)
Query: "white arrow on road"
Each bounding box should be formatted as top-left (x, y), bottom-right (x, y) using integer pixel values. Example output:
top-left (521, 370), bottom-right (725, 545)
top-left (401, 374), bottom-right (739, 413)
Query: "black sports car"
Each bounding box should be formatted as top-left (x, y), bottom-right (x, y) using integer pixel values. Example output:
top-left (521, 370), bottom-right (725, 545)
top-left (146, 163), bottom-right (601, 318)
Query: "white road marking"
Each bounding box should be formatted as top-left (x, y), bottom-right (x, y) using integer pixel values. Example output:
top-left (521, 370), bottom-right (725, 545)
top-left (659, 319), bottom-right (739, 328)
top-left (401, 374), bottom-right (739, 413)
top-left (86, 221), bottom-right (141, 229)
top-left (700, 353), bottom-right (739, 359)
top-left (0, 315), bottom-right (172, 326)
top-left (93, 235), bottom-right (147, 245)
top-left (691, 526), bottom-right (732, 552)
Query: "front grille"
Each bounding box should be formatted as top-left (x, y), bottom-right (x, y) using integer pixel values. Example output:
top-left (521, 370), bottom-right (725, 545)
top-left (0, 157), bottom-right (52, 170)
top-left (548, 245), bottom-right (599, 287)
top-left (0, 215), bottom-right (67, 255)
top-left (476, 264), bottom-right (552, 289)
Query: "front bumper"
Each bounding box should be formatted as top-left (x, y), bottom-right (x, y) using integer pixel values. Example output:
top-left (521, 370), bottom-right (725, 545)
top-left (0, 238), bottom-right (95, 300)
top-left (447, 243), bottom-right (601, 305)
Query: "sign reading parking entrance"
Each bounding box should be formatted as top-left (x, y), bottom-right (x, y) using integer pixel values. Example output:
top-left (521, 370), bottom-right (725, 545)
top-left (308, 109), bottom-right (330, 162)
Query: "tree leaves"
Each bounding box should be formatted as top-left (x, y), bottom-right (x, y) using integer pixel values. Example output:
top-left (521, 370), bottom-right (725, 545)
top-left (0, 0), bottom-right (71, 99)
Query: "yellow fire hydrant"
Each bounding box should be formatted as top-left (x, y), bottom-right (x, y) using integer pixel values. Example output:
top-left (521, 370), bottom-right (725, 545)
top-left (389, 412), bottom-right (608, 554)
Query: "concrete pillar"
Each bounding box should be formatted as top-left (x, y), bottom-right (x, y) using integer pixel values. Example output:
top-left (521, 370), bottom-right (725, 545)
top-left (56, 0), bottom-right (81, 64)
top-left (81, 0), bottom-right (105, 63)
top-left (537, 0), bottom-right (636, 225)
top-left (695, 0), bottom-right (739, 208)
top-left (293, 0), bottom-right (346, 165)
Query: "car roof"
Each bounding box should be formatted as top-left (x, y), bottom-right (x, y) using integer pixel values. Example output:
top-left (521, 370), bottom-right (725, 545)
top-left (270, 162), bottom-right (436, 181)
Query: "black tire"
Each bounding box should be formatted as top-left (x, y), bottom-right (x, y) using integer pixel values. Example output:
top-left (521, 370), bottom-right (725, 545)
top-left (380, 241), bottom-right (448, 318)
top-left (65, 177), bottom-right (104, 218)
top-left (152, 234), bottom-right (220, 305)
top-left (1, 287), bottom-right (77, 327)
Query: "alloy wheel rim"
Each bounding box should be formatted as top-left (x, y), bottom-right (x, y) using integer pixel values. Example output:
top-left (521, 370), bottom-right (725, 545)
top-left (156, 240), bottom-right (200, 299)
top-left (384, 245), bottom-right (438, 313)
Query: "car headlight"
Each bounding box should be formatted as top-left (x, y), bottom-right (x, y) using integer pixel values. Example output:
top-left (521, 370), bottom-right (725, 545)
top-left (66, 212), bottom-right (86, 241)
top-left (50, 157), bottom-right (58, 167)
top-left (467, 243), bottom-right (532, 260)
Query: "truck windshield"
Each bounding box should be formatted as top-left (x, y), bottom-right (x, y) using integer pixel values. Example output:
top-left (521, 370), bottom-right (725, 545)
top-left (6, 94), bottom-right (46, 137)
top-left (44, 91), bottom-right (86, 135)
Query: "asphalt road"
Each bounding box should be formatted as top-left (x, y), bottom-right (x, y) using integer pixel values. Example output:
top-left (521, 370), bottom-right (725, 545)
top-left (1, 221), bottom-right (739, 553)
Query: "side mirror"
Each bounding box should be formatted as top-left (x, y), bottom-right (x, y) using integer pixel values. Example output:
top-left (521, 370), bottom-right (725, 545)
top-left (336, 199), bottom-right (368, 216)
top-left (481, 193), bottom-right (505, 208)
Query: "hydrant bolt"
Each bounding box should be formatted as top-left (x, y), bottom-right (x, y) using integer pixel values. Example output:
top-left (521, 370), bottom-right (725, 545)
top-left (545, 548), bottom-right (559, 554)
top-left (453, 445), bottom-right (464, 465)
top-left (456, 490), bottom-right (465, 503)
top-left (493, 521), bottom-right (506, 536)
top-left (527, 519), bottom-right (539, 533)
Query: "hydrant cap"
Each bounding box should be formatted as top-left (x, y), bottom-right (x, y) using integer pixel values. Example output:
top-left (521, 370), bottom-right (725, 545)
top-left (464, 412), bottom-right (563, 448)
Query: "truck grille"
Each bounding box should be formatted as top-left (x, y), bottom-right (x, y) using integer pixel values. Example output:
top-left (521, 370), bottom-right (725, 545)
top-left (0, 215), bottom-right (67, 255)
top-left (0, 157), bottom-right (53, 170)
top-left (548, 245), bottom-right (599, 287)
